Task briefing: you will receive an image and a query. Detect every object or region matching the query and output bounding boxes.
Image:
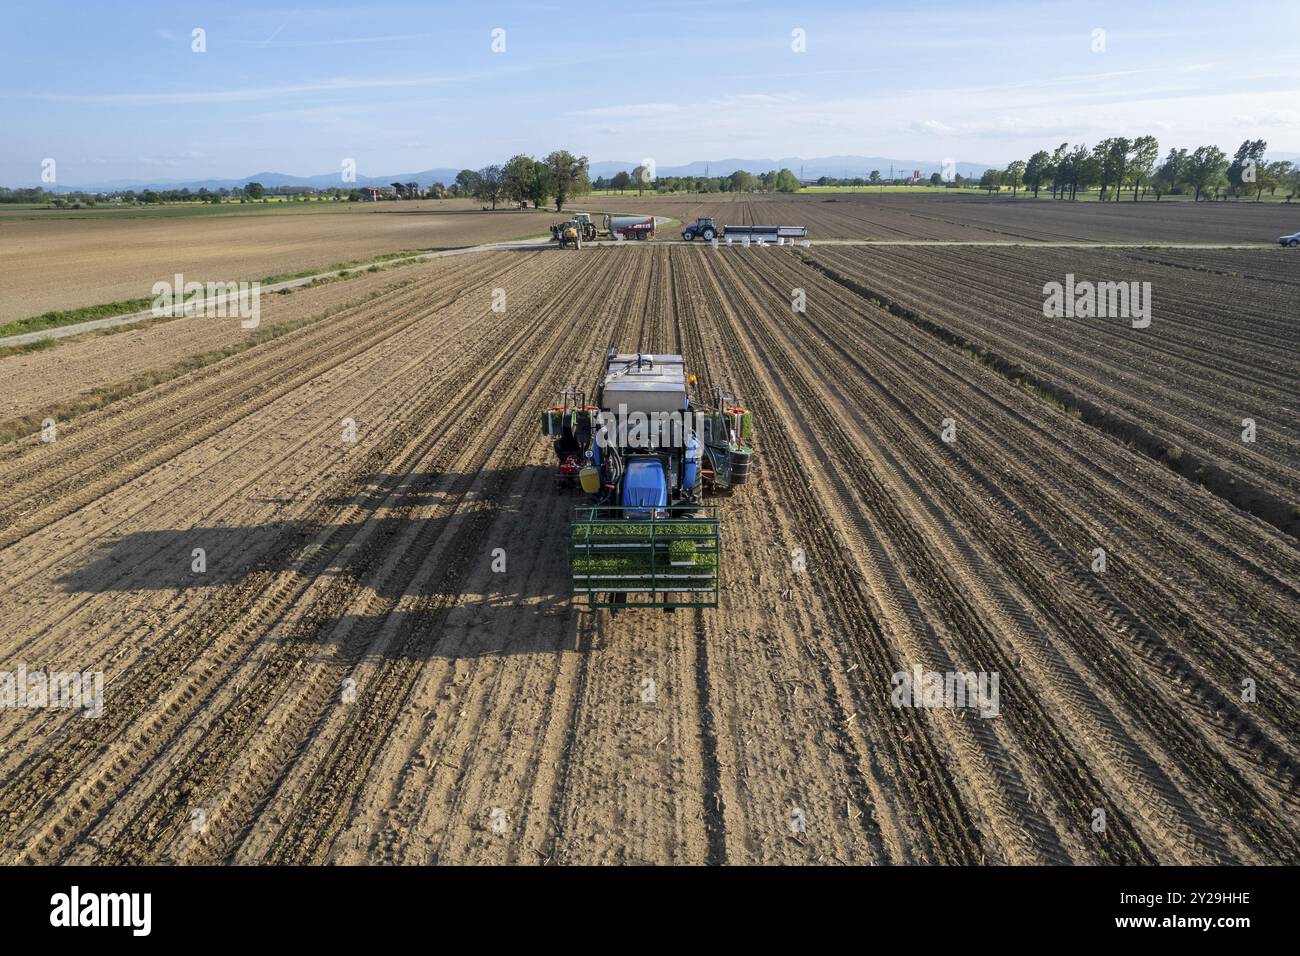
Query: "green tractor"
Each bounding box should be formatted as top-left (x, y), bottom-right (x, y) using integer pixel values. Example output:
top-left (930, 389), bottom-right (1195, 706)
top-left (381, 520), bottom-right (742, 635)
top-left (572, 212), bottom-right (599, 242)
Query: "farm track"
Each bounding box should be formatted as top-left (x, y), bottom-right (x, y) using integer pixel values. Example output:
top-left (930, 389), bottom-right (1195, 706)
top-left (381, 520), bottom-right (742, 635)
top-left (0, 238), bottom-right (1296, 865)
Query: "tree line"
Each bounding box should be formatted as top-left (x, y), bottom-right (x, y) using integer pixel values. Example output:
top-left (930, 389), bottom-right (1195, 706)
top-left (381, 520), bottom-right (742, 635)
top-left (979, 138), bottom-right (1298, 202)
top-left (0, 149), bottom-right (597, 211)
top-left (443, 150), bottom-right (591, 211)
top-left (592, 167), bottom-right (801, 195)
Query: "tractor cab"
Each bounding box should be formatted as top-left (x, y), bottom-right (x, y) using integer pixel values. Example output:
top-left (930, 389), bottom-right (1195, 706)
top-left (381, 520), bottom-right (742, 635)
top-left (572, 212), bottom-right (598, 241)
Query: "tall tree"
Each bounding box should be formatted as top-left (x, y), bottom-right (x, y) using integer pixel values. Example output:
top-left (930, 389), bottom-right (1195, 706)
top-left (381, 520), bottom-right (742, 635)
top-left (474, 164), bottom-right (504, 209)
top-left (1187, 145), bottom-right (1228, 202)
top-left (502, 154), bottom-right (536, 205)
top-left (1049, 143), bottom-right (1069, 199)
top-left (1227, 139), bottom-right (1267, 197)
top-left (1061, 144), bottom-right (1094, 200)
top-left (729, 169), bottom-right (756, 192)
top-left (527, 160), bottom-right (551, 208)
top-left (545, 150), bottom-right (590, 212)
top-left (1264, 160), bottom-right (1293, 199)
top-left (1092, 137), bottom-right (1130, 201)
top-left (1287, 164), bottom-right (1300, 200)
top-left (631, 164), bottom-right (649, 196)
top-left (1128, 135), bottom-right (1159, 201)
top-left (1151, 147), bottom-right (1188, 199)
top-left (774, 168), bottom-right (801, 193)
top-left (1004, 160), bottom-right (1026, 196)
top-left (454, 169), bottom-right (481, 199)
top-left (1025, 150), bottom-right (1051, 198)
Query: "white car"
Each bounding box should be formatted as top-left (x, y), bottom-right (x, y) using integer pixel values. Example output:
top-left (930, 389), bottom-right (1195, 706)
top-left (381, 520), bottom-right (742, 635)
top-left (1279, 231), bottom-right (1300, 247)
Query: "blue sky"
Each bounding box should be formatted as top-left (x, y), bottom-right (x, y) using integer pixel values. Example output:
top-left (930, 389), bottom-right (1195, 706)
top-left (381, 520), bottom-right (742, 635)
top-left (3, 0), bottom-right (1298, 186)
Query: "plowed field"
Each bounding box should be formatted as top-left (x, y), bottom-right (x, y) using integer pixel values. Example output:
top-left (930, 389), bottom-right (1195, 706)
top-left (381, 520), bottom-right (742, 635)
top-left (579, 192), bottom-right (1300, 243)
top-left (1, 240), bottom-right (1296, 865)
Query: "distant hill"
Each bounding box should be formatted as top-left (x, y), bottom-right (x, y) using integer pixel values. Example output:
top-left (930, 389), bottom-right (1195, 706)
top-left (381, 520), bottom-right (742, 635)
top-left (589, 156), bottom-right (993, 180)
top-left (32, 155), bottom-right (997, 193)
top-left (41, 168), bottom-right (465, 193)
top-left (23, 150), bottom-right (1300, 193)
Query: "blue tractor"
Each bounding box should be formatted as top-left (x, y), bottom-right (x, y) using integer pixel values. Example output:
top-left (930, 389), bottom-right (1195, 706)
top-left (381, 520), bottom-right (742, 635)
top-left (540, 347), bottom-right (755, 610)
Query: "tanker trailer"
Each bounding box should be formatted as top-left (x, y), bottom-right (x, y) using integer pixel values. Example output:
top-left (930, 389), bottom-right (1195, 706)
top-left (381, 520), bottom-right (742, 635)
top-left (603, 214), bottom-right (656, 241)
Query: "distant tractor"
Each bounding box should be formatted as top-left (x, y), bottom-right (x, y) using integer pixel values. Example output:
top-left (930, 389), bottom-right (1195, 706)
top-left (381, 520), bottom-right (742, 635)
top-left (681, 217), bottom-right (807, 242)
top-left (572, 212), bottom-right (599, 242)
top-left (540, 347), bottom-right (756, 611)
top-left (551, 219), bottom-right (583, 249)
top-left (681, 217), bottom-right (718, 241)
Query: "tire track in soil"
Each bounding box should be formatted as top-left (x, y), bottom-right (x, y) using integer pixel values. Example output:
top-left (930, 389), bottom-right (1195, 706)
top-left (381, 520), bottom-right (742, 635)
top-left (710, 246), bottom-right (1165, 863)
top-left (230, 250), bottom-right (636, 865)
top-left (295, 253), bottom-right (659, 866)
top-left (0, 253), bottom-right (567, 776)
top-left (670, 247), bottom-right (892, 864)
top-left (682, 247), bottom-right (987, 863)
top-left (499, 251), bottom-right (718, 865)
top-left (0, 255), bottom-right (553, 682)
top-left (1, 252), bottom-right (585, 863)
top-left (722, 245), bottom-right (1298, 862)
top-left (90, 251), bottom-right (606, 865)
top-left (789, 250), bottom-right (1300, 820)
top-left (519, 249), bottom-right (718, 865)
top-left (0, 252), bottom-right (533, 558)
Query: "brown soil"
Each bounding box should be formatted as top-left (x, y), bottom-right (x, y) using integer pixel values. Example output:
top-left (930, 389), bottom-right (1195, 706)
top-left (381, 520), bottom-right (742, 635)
top-left (0, 240), bottom-right (1295, 865)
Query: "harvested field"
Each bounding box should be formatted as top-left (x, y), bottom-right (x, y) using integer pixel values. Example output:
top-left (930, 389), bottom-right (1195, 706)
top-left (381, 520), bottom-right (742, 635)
top-left (578, 192), bottom-right (1300, 243)
top-left (0, 241), bottom-right (1297, 865)
top-left (0, 199), bottom-right (549, 323)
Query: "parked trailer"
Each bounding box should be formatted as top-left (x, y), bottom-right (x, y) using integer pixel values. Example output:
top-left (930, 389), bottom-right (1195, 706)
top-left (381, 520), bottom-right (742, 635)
top-left (681, 217), bottom-right (806, 241)
top-left (724, 224), bottom-right (807, 238)
top-left (604, 214), bottom-right (656, 241)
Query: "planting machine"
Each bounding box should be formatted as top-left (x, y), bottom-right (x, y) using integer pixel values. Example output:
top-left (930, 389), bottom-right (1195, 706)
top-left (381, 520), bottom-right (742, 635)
top-left (540, 347), bottom-right (755, 610)
top-left (681, 217), bottom-right (807, 242)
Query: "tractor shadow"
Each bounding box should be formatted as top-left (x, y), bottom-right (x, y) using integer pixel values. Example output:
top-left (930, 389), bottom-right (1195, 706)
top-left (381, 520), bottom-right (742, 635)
top-left (55, 465), bottom-right (601, 657)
